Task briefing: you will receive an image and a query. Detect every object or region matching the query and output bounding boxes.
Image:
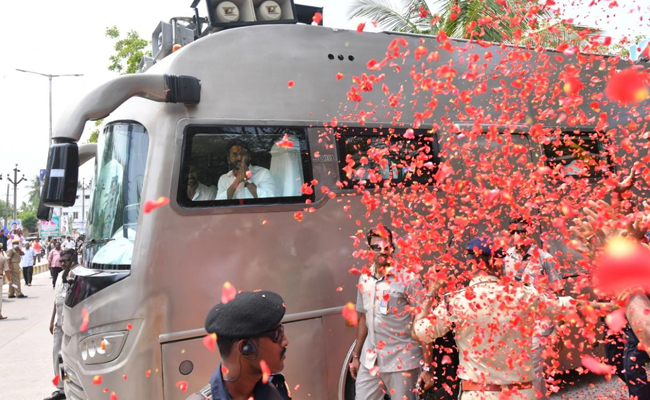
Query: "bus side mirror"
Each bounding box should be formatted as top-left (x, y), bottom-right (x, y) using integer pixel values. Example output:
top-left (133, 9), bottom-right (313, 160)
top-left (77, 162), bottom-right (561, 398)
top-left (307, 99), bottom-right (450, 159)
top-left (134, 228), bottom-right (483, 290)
top-left (42, 142), bottom-right (79, 207)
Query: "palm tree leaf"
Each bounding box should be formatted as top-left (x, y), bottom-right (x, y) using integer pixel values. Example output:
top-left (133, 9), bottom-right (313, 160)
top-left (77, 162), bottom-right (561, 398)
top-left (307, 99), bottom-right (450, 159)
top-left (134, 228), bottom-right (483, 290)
top-left (348, 0), bottom-right (424, 33)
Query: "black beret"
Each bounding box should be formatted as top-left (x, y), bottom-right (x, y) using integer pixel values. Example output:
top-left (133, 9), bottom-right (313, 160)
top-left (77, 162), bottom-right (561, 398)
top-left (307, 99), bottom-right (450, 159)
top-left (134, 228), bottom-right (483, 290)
top-left (205, 290), bottom-right (285, 339)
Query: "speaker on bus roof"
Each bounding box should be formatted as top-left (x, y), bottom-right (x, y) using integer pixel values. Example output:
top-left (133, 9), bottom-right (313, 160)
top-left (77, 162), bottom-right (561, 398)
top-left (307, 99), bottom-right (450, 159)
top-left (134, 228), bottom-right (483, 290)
top-left (208, 0), bottom-right (256, 26)
top-left (206, 0), bottom-right (297, 29)
top-left (253, 0), bottom-right (294, 22)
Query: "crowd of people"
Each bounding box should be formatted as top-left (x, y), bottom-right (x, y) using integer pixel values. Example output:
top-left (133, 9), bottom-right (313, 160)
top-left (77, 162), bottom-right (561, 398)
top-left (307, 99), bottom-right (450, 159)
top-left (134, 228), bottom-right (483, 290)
top-left (187, 171), bottom-right (650, 400)
top-left (0, 231), bottom-right (82, 319)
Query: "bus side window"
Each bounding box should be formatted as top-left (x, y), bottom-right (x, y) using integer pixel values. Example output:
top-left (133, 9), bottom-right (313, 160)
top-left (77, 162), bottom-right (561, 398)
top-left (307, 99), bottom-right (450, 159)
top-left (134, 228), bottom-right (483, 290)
top-left (178, 126), bottom-right (314, 207)
top-left (542, 133), bottom-right (612, 181)
top-left (336, 128), bottom-right (439, 189)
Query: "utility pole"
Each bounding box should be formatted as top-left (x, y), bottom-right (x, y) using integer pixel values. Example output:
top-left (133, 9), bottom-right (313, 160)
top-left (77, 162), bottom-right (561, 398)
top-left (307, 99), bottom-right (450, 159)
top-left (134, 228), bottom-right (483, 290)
top-left (8, 165), bottom-right (25, 220)
top-left (4, 184), bottom-right (8, 227)
top-left (80, 178), bottom-right (91, 232)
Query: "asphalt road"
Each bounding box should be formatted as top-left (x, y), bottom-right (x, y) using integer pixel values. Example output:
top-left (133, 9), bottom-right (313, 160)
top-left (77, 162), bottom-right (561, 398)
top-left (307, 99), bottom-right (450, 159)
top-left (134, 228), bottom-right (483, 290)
top-left (0, 271), bottom-right (59, 400)
top-left (0, 270), bottom-right (640, 400)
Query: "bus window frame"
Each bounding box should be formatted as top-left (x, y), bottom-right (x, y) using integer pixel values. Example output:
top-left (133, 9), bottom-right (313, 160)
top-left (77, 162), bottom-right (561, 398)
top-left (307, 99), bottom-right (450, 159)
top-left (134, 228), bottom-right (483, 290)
top-left (176, 124), bottom-right (316, 209)
top-left (335, 128), bottom-right (440, 190)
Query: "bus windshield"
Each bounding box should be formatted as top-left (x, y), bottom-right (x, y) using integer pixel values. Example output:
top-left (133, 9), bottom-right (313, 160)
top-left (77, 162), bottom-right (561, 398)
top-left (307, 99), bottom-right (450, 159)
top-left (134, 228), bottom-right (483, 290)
top-left (85, 122), bottom-right (149, 268)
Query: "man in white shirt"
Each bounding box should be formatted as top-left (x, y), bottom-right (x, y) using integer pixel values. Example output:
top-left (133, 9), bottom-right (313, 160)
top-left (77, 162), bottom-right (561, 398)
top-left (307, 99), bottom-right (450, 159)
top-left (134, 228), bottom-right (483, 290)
top-left (350, 227), bottom-right (433, 400)
top-left (22, 241), bottom-right (36, 286)
top-left (63, 236), bottom-right (76, 250)
top-left (216, 141), bottom-right (275, 200)
top-left (187, 165), bottom-right (217, 201)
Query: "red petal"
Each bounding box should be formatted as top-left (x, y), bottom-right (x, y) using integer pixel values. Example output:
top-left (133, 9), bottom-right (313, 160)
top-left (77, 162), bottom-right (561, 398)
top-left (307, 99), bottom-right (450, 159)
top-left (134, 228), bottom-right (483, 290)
top-left (143, 197), bottom-right (170, 214)
top-left (203, 333), bottom-right (217, 352)
top-left (221, 282), bottom-right (237, 304)
top-left (342, 302), bottom-right (358, 326)
top-left (175, 381), bottom-right (189, 392)
top-left (260, 360), bottom-right (271, 384)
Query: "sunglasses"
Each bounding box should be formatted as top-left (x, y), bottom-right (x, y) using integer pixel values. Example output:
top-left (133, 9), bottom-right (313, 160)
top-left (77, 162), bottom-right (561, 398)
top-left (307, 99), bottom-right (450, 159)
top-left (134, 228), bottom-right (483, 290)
top-left (510, 229), bottom-right (528, 235)
top-left (369, 242), bottom-right (391, 252)
top-left (260, 324), bottom-right (285, 344)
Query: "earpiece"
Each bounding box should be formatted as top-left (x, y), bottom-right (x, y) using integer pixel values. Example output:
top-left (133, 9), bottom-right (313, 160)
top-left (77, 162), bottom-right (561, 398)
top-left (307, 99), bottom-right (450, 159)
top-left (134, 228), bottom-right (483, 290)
top-left (240, 340), bottom-right (258, 360)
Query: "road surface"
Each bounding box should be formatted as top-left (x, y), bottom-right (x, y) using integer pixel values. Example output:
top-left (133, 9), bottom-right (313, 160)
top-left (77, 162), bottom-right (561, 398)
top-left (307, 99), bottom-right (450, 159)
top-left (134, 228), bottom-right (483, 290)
top-left (0, 271), bottom-right (59, 400)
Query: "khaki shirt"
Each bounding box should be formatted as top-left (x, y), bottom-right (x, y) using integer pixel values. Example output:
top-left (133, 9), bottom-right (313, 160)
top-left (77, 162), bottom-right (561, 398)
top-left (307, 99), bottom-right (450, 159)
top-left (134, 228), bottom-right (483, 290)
top-left (6, 248), bottom-right (21, 267)
top-left (414, 275), bottom-right (574, 384)
top-left (356, 265), bottom-right (423, 372)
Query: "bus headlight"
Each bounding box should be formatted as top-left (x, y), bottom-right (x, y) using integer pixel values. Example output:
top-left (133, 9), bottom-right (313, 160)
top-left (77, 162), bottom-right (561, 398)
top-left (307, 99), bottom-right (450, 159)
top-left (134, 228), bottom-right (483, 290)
top-left (79, 331), bottom-right (128, 365)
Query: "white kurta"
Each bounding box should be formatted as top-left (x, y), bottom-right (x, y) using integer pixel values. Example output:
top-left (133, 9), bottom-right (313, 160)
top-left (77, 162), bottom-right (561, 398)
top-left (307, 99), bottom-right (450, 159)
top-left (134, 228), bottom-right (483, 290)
top-left (216, 165), bottom-right (275, 200)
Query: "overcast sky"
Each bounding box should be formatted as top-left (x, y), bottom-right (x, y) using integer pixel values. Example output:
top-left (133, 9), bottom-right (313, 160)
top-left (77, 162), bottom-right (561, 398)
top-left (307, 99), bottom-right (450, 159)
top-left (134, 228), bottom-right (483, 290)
top-left (0, 0), bottom-right (647, 205)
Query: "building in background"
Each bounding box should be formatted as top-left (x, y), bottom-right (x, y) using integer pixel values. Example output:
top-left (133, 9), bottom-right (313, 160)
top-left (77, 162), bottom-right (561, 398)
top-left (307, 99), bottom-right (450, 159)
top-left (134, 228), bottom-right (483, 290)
top-left (62, 187), bottom-right (92, 236)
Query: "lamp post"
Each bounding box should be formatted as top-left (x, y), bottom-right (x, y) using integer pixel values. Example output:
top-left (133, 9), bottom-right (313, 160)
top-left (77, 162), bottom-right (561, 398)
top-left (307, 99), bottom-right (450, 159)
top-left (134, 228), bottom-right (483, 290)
top-left (7, 165), bottom-right (25, 220)
top-left (80, 178), bottom-right (91, 232)
top-left (15, 69), bottom-right (84, 145)
top-left (16, 68), bottom-right (84, 220)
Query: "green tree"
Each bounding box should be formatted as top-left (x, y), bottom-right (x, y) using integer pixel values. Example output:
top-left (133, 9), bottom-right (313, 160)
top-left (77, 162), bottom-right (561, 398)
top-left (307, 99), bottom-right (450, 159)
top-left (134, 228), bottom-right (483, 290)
top-left (18, 210), bottom-right (38, 233)
top-left (348, 0), bottom-right (596, 47)
top-left (26, 175), bottom-right (41, 212)
top-left (106, 26), bottom-right (151, 74)
top-left (87, 119), bottom-right (103, 144)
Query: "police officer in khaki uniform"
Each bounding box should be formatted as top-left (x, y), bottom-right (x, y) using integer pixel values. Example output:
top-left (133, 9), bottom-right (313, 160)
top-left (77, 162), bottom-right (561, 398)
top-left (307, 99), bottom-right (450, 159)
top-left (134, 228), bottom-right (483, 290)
top-left (413, 237), bottom-right (577, 400)
top-left (7, 239), bottom-right (26, 298)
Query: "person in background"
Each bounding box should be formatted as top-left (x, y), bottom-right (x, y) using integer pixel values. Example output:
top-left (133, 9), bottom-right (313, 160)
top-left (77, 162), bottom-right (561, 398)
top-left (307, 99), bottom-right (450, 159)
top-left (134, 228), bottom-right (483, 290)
top-left (0, 243), bottom-right (11, 319)
top-left (45, 248), bottom-right (77, 400)
top-left (48, 241), bottom-right (62, 289)
top-left (216, 141), bottom-right (275, 200)
top-left (62, 236), bottom-right (76, 250)
top-left (33, 239), bottom-right (42, 263)
top-left (46, 238), bottom-right (53, 255)
top-left (22, 241), bottom-right (36, 286)
top-left (187, 165), bottom-right (217, 201)
top-left (503, 218), bottom-right (561, 399)
top-left (187, 290), bottom-right (291, 400)
top-left (0, 229), bottom-right (8, 251)
top-left (7, 239), bottom-right (26, 298)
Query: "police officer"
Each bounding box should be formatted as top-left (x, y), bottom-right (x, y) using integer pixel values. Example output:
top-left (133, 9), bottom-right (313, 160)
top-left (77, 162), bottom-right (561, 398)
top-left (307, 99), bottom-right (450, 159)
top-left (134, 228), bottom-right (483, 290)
top-left (413, 237), bottom-right (579, 400)
top-left (188, 290), bottom-right (291, 400)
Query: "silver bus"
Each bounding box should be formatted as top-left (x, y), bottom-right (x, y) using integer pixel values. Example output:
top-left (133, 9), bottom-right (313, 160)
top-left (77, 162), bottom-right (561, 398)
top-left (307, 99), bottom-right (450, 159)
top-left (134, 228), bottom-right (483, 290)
top-left (38, 2), bottom-right (648, 399)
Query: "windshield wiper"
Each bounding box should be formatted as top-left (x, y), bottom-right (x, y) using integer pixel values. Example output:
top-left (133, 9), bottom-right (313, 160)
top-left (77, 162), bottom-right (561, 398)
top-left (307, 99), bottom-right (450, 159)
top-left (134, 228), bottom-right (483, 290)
top-left (85, 238), bottom-right (115, 247)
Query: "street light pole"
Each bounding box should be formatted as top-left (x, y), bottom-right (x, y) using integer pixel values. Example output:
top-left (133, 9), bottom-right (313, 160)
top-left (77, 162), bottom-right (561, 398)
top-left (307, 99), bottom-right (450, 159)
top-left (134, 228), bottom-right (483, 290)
top-left (16, 68), bottom-right (84, 222)
top-left (80, 178), bottom-right (91, 232)
top-left (15, 69), bottom-right (83, 145)
top-left (7, 164), bottom-right (25, 220)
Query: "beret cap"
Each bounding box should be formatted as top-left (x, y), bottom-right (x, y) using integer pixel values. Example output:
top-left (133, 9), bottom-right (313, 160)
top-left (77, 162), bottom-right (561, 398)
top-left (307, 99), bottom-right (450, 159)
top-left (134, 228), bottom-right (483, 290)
top-left (205, 290), bottom-right (285, 339)
top-left (466, 237), bottom-right (505, 258)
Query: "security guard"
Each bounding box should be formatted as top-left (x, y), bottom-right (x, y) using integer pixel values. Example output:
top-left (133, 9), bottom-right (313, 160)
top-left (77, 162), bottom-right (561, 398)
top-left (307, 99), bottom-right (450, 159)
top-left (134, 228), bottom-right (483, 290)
top-left (188, 290), bottom-right (291, 400)
top-left (413, 237), bottom-right (576, 400)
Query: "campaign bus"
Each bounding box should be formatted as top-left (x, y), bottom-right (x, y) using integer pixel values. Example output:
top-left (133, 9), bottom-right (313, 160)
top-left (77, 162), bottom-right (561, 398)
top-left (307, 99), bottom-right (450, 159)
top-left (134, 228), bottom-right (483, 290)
top-left (37, 1), bottom-right (649, 399)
